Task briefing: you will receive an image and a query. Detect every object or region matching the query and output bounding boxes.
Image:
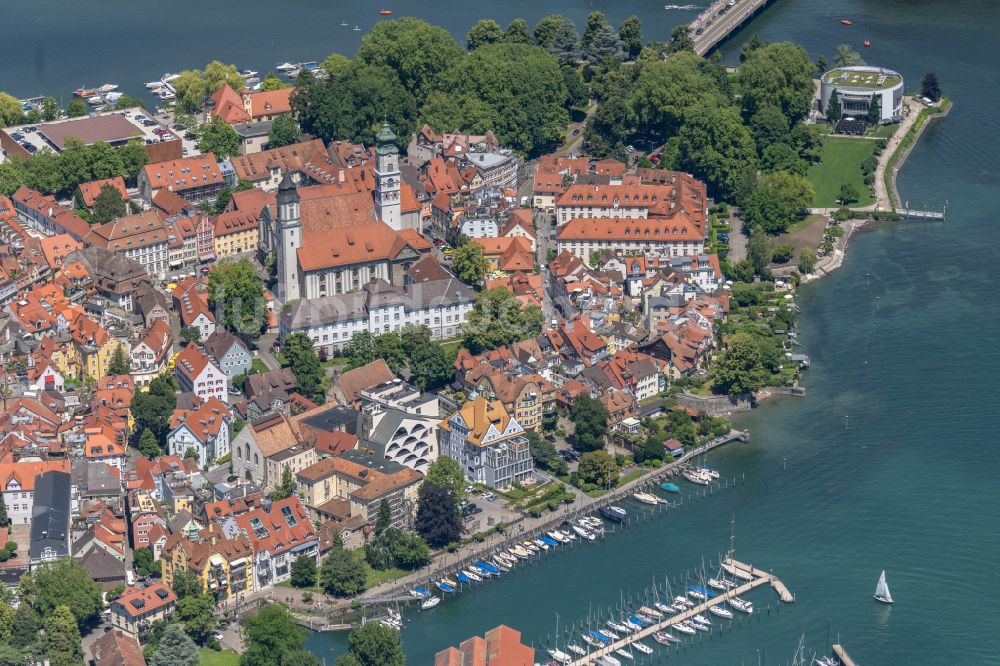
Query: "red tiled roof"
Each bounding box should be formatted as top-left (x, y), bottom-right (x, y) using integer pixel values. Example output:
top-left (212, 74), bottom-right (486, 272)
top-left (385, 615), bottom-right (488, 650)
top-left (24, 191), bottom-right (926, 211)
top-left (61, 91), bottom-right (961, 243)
top-left (78, 177), bottom-right (129, 207)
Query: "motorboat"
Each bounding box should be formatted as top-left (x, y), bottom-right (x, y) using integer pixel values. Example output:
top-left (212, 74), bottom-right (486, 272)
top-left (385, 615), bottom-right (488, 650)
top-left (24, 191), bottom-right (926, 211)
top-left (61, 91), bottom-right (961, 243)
top-left (572, 525), bottom-right (596, 540)
top-left (673, 621), bottom-right (697, 635)
top-left (436, 580), bottom-right (455, 592)
top-left (597, 656), bottom-right (622, 666)
top-left (567, 644), bottom-right (587, 656)
top-left (378, 9), bottom-right (393, 14)
top-left (672, 595), bottom-right (692, 607)
top-left (864, 40), bottom-right (872, 47)
top-left (276, 62), bottom-right (297, 73)
top-left (580, 516), bottom-right (604, 529)
top-left (510, 545), bottom-right (530, 558)
top-left (873, 570), bottom-right (893, 604)
top-left (708, 604), bottom-right (733, 619)
top-left (599, 505), bottom-right (627, 522)
top-left (555, 529), bottom-right (576, 541)
top-left (421, 596), bottom-right (440, 610)
top-left (539, 535), bottom-right (559, 547)
top-left (697, 467), bottom-right (720, 479)
top-left (660, 482), bottom-right (680, 493)
top-left (728, 597), bottom-right (754, 614)
top-left (523, 540), bottom-right (539, 553)
top-left (687, 588), bottom-right (708, 602)
top-left (411, 587), bottom-right (431, 597)
top-left (239, 69), bottom-right (258, 79)
top-left (691, 614), bottom-right (711, 627)
top-left (145, 80), bottom-right (164, 90)
top-left (590, 631), bottom-right (613, 644)
top-left (633, 492), bottom-right (661, 505)
top-left (548, 531), bottom-right (568, 543)
top-left (547, 648), bottom-right (572, 664)
top-left (614, 648), bottom-right (635, 660)
top-left (582, 634), bottom-right (602, 647)
top-left (708, 577), bottom-right (737, 591)
top-left (840, 18), bottom-right (853, 25)
top-left (87, 96), bottom-right (104, 106)
top-left (104, 92), bottom-right (123, 104)
top-left (161, 73), bottom-right (181, 82)
top-left (442, 577), bottom-right (458, 587)
top-left (632, 642), bottom-right (654, 655)
top-left (97, 83), bottom-right (118, 93)
top-left (74, 87), bottom-right (97, 97)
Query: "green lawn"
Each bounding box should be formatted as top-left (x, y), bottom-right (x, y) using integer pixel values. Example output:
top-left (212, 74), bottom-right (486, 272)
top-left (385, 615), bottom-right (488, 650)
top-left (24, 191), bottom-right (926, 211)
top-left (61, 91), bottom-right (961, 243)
top-left (364, 562), bottom-right (407, 588)
top-left (250, 357), bottom-right (269, 374)
top-left (199, 648), bottom-right (240, 666)
top-left (807, 137), bottom-right (876, 207)
top-left (616, 468), bottom-right (648, 488)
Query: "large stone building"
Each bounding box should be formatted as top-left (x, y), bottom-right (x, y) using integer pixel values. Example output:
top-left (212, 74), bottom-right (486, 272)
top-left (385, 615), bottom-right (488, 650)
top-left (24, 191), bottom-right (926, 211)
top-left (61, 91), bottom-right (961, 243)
top-left (279, 276), bottom-right (475, 356)
top-left (439, 396), bottom-right (533, 490)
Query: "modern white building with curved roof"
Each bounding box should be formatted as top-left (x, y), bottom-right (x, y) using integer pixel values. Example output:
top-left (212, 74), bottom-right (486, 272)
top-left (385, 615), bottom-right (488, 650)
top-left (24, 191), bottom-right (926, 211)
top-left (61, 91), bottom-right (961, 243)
top-left (820, 66), bottom-right (905, 123)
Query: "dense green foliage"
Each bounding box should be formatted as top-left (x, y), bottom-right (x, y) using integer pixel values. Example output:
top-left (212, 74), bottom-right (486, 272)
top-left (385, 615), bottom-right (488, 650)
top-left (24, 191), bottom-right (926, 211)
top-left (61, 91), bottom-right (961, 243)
top-left (343, 326), bottom-right (454, 392)
top-left (425, 457), bottom-right (466, 505)
top-left (462, 288), bottom-right (543, 354)
top-left (19, 558), bottom-right (103, 630)
top-left (320, 545), bottom-right (367, 597)
top-left (336, 622), bottom-right (405, 666)
top-left (153, 623), bottom-right (200, 666)
top-left (570, 394), bottom-right (609, 452)
top-left (267, 113), bottom-right (300, 148)
top-left (129, 374), bottom-right (178, 450)
top-left (577, 450), bottom-right (619, 488)
top-left (280, 332), bottom-right (325, 402)
top-left (240, 605), bottom-right (310, 666)
top-left (415, 481), bottom-right (461, 548)
top-left (451, 241), bottom-right (489, 284)
top-left (198, 117), bottom-right (241, 158)
top-left (208, 259), bottom-right (267, 340)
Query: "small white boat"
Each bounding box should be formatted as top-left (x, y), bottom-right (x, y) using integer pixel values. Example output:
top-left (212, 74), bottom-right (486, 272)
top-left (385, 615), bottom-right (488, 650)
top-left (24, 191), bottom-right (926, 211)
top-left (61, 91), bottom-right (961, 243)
top-left (548, 531), bottom-right (568, 543)
top-left (623, 618), bottom-right (642, 632)
top-left (708, 604), bottom-right (733, 619)
top-left (510, 545), bottom-right (530, 558)
top-left (691, 613), bottom-right (711, 626)
top-left (607, 621), bottom-right (630, 634)
top-left (874, 570), bottom-right (894, 604)
top-left (687, 588), bottom-right (708, 601)
top-left (672, 596), bottom-right (692, 607)
top-left (239, 69), bottom-right (258, 79)
top-left (582, 634), bottom-right (601, 647)
top-left (567, 644), bottom-right (587, 656)
top-left (353, 25), bottom-right (361, 31)
top-left (654, 601), bottom-right (677, 614)
top-left (421, 596), bottom-right (440, 610)
top-left (698, 466), bottom-right (720, 479)
top-left (573, 525), bottom-right (596, 540)
top-left (97, 83), bottom-right (118, 93)
top-left (598, 656), bottom-right (621, 666)
top-left (547, 648), bottom-right (572, 664)
top-left (523, 540), bottom-right (539, 553)
top-left (161, 73), bottom-right (180, 82)
top-left (653, 631), bottom-right (679, 645)
top-left (145, 80), bottom-right (164, 90)
top-left (683, 469), bottom-right (711, 485)
top-left (632, 642), bottom-right (654, 655)
top-left (340, 20), bottom-right (349, 26)
top-left (728, 597), bottom-right (754, 614)
top-left (104, 92), bottom-right (123, 104)
top-left (462, 569), bottom-right (482, 582)
top-left (87, 95), bottom-right (104, 106)
top-left (633, 492), bottom-right (661, 505)
top-left (556, 529), bottom-right (576, 541)
top-left (276, 62), bottom-right (297, 72)
top-left (615, 648), bottom-right (635, 660)
top-left (707, 578), bottom-right (729, 591)
top-left (158, 89), bottom-right (176, 101)
top-left (534, 538), bottom-right (550, 550)
top-left (602, 628), bottom-right (620, 640)
top-left (673, 621), bottom-right (697, 635)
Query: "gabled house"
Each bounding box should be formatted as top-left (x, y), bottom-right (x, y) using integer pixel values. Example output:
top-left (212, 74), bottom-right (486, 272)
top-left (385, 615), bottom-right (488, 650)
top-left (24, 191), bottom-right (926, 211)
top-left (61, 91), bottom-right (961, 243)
top-left (167, 396), bottom-right (232, 468)
top-left (202, 328), bottom-right (252, 379)
top-left (130, 319), bottom-right (173, 387)
top-left (173, 345), bottom-right (228, 403)
top-left (233, 496), bottom-right (318, 590)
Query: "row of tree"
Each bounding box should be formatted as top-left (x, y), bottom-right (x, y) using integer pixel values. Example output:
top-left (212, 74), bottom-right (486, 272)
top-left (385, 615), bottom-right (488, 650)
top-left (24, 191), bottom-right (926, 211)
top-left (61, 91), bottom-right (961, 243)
top-left (342, 325), bottom-right (455, 392)
top-left (0, 136), bottom-right (148, 199)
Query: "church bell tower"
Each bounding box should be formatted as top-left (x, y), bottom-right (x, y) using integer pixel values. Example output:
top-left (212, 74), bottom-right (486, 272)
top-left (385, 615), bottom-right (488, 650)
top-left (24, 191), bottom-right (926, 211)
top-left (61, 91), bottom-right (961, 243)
top-left (374, 121), bottom-right (402, 231)
top-left (276, 174), bottom-right (301, 303)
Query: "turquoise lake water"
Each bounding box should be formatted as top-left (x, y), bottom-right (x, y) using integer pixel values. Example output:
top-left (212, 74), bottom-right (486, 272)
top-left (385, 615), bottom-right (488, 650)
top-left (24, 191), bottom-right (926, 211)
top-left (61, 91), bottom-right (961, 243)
top-left (7, 0), bottom-right (998, 662)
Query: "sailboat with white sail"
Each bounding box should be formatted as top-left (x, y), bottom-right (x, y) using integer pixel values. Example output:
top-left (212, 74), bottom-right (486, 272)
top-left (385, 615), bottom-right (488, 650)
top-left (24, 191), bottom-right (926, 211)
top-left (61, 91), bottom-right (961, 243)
top-left (873, 570), bottom-right (893, 604)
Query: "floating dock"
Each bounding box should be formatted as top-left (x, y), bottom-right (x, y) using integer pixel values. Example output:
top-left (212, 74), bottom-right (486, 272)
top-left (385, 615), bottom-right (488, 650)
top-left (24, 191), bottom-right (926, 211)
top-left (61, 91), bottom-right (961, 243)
top-left (565, 559), bottom-right (793, 665)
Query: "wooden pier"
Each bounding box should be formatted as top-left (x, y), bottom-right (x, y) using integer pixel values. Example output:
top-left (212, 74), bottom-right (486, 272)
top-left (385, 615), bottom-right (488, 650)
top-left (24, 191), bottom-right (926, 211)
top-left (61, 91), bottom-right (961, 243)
top-left (832, 643), bottom-right (857, 666)
top-left (565, 560), bottom-right (793, 665)
top-left (899, 208), bottom-right (945, 221)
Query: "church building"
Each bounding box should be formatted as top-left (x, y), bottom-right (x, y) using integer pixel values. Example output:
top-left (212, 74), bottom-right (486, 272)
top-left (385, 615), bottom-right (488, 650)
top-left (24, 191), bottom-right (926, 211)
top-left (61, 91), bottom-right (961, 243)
top-left (266, 123), bottom-right (430, 303)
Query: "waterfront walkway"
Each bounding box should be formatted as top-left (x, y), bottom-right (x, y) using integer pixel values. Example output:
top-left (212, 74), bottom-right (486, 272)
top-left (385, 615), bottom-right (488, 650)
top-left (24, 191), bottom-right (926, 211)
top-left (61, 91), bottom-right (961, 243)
top-left (566, 558), bottom-right (793, 665)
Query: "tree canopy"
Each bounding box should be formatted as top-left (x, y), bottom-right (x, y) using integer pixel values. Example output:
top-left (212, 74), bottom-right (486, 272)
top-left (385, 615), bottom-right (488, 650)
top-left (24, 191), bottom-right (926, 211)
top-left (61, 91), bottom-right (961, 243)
top-left (739, 41), bottom-right (815, 122)
top-left (320, 546), bottom-right (367, 597)
top-left (281, 332), bottom-right (325, 402)
top-left (414, 481), bottom-right (461, 548)
top-left (577, 450), bottom-right (619, 488)
top-left (208, 258), bottom-right (267, 340)
top-left (268, 113), bottom-right (300, 148)
top-left (421, 42), bottom-right (569, 157)
top-left (198, 117), bottom-right (240, 159)
top-left (675, 102), bottom-right (758, 200)
top-left (357, 17), bottom-right (465, 104)
top-left (451, 241), bottom-right (489, 284)
top-left (743, 171), bottom-right (814, 234)
top-left (92, 183), bottom-right (128, 224)
top-left (337, 622), bottom-right (405, 666)
top-left (467, 19), bottom-right (504, 50)
top-left (462, 288), bottom-right (543, 354)
top-left (631, 52), bottom-right (723, 137)
top-left (240, 605), bottom-right (310, 666)
top-left (153, 623), bottom-right (200, 666)
top-left (20, 558), bottom-right (103, 629)
top-left (834, 44), bottom-right (865, 67)
top-left (425, 456), bottom-right (466, 505)
top-left (713, 331), bottom-right (768, 396)
top-left (570, 394), bottom-right (609, 452)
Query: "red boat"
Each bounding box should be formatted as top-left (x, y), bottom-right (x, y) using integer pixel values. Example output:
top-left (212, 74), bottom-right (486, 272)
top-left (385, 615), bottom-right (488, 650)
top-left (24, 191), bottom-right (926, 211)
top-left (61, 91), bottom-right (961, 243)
top-left (840, 19), bottom-right (853, 25)
top-left (864, 40), bottom-right (872, 47)
top-left (73, 87), bottom-right (97, 97)
top-left (378, 9), bottom-right (392, 14)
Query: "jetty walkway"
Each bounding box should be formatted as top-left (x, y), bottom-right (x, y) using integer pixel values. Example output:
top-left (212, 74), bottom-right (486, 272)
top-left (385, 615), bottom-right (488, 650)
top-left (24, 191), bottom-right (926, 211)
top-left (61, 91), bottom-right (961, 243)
top-left (833, 644), bottom-right (858, 666)
top-left (692, 0), bottom-right (771, 56)
top-left (566, 558), bottom-right (793, 665)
